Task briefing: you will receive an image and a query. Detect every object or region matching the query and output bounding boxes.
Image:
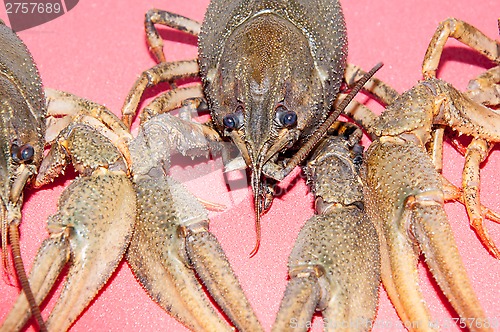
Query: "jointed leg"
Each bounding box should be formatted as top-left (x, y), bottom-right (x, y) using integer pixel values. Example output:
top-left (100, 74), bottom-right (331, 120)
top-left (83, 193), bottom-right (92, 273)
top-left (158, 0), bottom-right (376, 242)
top-left (45, 89), bottom-right (132, 167)
top-left (423, 18), bottom-right (500, 79)
top-left (344, 63), bottom-right (400, 105)
top-left (138, 84), bottom-right (204, 124)
top-left (122, 60), bottom-right (200, 127)
top-left (145, 9), bottom-right (201, 62)
top-left (467, 65), bottom-right (500, 107)
top-left (431, 129), bottom-right (500, 258)
top-left (462, 138), bottom-right (500, 258)
top-left (427, 126), bottom-right (446, 173)
top-left (337, 95), bottom-right (379, 140)
top-left (124, 9), bottom-right (203, 128)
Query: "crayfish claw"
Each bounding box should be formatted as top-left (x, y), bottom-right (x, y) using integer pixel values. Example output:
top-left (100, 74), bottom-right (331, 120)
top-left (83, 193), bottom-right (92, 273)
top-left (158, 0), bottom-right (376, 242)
top-left (273, 129), bottom-right (380, 332)
top-left (1, 171), bottom-right (136, 332)
top-left (185, 225), bottom-right (263, 331)
top-left (127, 175), bottom-right (262, 332)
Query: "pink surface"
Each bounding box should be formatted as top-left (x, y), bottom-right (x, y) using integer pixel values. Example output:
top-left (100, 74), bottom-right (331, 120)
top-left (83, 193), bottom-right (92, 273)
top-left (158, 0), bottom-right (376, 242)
top-left (0, 0), bottom-right (499, 331)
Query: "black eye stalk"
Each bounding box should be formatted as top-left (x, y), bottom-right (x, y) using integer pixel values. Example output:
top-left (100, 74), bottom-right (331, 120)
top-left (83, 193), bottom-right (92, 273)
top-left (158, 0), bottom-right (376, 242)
top-left (276, 105), bottom-right (297, 128)
top-left (223, 114), bottom-right (240, 129)
top-left (352, 143), bottom-right (364, 167)
top-left (11, 143), bottom-right (35, 163)
top-left (222, 105), bottom-right (244, 130)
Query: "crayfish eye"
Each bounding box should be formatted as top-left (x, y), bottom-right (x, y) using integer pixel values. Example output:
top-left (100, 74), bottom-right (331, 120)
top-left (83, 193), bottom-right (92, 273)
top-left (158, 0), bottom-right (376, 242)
top-left (11, 143), bottom-right (35, 163)
top-left (276, 105), bottom-right (297, 128)
top-left (223, 114), bottom-right (238, 129)
top-left (353, 154), bottom-right (363, 166)
top-left (20, 145), bottom-right (35, 161)
top-left (352, 144), bottom-right (364, 167)
top-left (222, 105), bottom-right (244, 130)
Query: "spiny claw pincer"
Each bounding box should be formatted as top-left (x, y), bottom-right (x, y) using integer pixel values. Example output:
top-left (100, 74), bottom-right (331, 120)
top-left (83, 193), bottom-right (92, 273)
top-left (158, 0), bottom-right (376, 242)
top-left (362, 135), bottom-right (490, 331)
top-left (126, 113), bottom-right (263, 332)
top-left (1, 92), bottom-right (136, 332)
top-left (1, 170), bottom-right (135, 332)
top-left (340, 18), bottom-right (500, 330)
top-left (344, 67), bottom-right (497, 332)
top-left (273, 123), bottom-right (380, 332)
top-left (0, 21), bottom-right (47, 330)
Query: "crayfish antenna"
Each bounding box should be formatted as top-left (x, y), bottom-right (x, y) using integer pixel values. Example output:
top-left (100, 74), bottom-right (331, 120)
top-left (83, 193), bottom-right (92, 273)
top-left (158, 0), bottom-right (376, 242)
top-left (249, 168), bottom-right (263, 257)
top-left (10, 225), bottom-right (47, 332)
top-left (249, 196), bottom-right (262, 258)
top-left (1, 217), bottom-right (14, 285)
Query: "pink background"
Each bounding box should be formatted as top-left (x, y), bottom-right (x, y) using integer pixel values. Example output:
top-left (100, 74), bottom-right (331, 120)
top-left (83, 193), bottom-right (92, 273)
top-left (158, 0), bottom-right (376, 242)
top-left (1, 0), bottom-right (499, 331)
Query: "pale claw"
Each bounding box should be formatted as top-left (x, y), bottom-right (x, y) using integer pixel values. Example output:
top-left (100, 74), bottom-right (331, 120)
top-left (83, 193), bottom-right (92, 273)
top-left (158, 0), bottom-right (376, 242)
top-left (185, 229), bottom-right (262, 331)
top-left (274, 276), bottom-right (320, 332)
top-left (273, 211), bottom-right (380, 332)
top-left (1, 170), bottom-right (136, 332)
top-left (127, 175), bottom-right (262, 332)
top-left (125, 111), bottom-right (261, 331)
top-left (364, 139), bottom-right (491, 331)
top-left (273, 132), bottom-right (380, 332)
top-left (467, 66), bottom-right (500, 107)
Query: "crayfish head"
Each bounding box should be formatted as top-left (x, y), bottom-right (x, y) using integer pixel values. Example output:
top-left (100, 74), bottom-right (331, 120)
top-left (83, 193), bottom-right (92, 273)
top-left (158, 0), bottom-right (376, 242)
top-left (201, 11), bottom-right (344, 255)
top-left (0, 22), bottom-right (46, 277)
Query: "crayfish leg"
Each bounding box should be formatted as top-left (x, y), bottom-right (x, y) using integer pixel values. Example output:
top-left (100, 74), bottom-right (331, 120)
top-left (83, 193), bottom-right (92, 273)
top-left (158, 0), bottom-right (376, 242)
top-left (462, 138), bottom-right (500, 258)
